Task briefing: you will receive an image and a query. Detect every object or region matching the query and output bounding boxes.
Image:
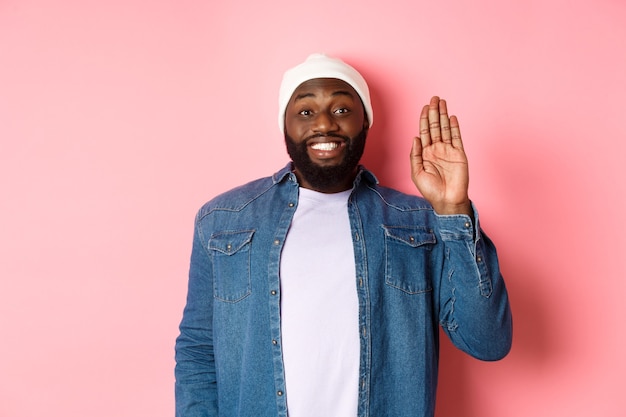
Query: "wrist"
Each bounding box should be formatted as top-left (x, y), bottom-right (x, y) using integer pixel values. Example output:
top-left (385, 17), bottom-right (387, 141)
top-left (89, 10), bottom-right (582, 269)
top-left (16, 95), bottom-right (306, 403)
top-left (432, 200), bottom-right (472, 216)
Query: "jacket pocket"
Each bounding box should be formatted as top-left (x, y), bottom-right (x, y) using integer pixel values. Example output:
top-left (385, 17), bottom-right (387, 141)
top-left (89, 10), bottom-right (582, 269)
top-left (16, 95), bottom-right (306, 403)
top-left (383, 226), bottom-right (435, 294)
top-left (208, 230), bottom-right (255, 302)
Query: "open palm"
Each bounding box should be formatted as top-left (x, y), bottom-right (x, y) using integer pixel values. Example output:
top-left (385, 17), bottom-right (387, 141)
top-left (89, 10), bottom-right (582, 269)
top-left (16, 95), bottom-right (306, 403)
top-left (410, 96), bottom-right (471, 216)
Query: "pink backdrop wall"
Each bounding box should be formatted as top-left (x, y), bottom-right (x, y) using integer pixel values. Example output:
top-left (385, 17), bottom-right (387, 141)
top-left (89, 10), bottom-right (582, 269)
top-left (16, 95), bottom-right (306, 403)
top-left (2, 0), bottom-right (625, 416)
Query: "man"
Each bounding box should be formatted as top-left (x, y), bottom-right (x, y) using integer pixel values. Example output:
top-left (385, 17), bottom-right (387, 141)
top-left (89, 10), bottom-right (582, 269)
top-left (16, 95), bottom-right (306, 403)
top-left (175, 53), bottom-right (512, 417)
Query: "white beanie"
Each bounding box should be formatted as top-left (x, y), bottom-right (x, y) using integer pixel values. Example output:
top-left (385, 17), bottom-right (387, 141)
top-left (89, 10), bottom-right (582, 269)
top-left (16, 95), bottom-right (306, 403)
top-left (278, 53), bottom-right (373, 133)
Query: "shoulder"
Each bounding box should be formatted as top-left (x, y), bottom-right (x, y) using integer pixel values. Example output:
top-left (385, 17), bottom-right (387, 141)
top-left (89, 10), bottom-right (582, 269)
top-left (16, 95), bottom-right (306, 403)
top-left (355, 166), bottom-right (432, 212)
top-left (196, 164), bottom-right (293, 218)
top-left (362, 183), bottom-right (433, 212)
top-left (197, 177), bottom-right (273, 216)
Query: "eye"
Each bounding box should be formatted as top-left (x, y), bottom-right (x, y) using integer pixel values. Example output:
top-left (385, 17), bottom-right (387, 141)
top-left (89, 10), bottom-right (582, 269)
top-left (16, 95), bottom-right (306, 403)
top-left (298, 109), bottom-right (313, 116)
top-left (334, 107), bottom-right (350, 115)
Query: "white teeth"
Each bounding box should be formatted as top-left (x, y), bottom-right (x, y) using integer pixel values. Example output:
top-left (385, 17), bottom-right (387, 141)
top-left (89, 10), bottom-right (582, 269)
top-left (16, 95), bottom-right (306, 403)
top-left (311, 142), bottom-right (338, 151)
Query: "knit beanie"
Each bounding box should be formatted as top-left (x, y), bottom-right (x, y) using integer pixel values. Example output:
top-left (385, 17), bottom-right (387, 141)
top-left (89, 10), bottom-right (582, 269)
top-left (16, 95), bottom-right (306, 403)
top-left (278, 53), bottom-right (373, 133)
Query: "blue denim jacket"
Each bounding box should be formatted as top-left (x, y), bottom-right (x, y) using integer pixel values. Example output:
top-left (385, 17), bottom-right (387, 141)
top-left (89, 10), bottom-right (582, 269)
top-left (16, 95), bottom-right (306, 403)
top-left (175, 164), bottom-right (512, 417)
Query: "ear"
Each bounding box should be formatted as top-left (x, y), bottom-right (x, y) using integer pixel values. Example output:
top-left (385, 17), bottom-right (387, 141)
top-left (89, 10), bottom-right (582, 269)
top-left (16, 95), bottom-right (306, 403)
top-left (361, 103), bottom-right (370, 131)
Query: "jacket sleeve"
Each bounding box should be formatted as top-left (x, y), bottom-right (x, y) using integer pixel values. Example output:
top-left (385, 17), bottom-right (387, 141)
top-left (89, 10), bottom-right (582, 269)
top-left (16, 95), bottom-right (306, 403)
top-left (175, 217), bottom-right (218, 416)
top-left (435, 205), bottom-right (513, 361)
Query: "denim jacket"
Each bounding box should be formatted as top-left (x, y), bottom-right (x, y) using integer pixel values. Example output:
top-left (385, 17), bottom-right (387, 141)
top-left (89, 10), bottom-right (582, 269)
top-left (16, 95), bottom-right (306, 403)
top-left (175, 164), bottom-right (512, 417)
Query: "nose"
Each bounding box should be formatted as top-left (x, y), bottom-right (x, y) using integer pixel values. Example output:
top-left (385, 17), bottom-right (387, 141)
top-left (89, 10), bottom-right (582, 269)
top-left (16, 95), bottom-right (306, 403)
top-left (312, 111), bottom-right (339, 134)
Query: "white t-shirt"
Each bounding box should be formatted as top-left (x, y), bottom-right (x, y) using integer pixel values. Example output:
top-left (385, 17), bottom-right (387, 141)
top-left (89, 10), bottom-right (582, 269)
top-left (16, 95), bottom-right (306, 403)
top-left (280, 188), bottom-right (359, 417)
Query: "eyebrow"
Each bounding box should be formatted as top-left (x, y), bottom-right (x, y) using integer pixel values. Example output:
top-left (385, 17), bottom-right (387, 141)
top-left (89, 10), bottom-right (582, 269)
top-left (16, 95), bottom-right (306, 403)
top-left (293, 90), bottom-right (355, 102)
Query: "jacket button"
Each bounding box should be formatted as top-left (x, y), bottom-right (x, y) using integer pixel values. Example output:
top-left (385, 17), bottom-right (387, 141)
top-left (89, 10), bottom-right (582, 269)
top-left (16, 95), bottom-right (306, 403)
top-left (271, 290), bottom-right (277, 295)
top-left (277, 390), bottom-right (283, 396)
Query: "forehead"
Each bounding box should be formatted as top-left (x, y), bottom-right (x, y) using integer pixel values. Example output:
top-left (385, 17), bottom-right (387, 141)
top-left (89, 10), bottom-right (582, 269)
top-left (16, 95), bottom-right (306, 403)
top-left (290, 78), bottom-right (359, 102)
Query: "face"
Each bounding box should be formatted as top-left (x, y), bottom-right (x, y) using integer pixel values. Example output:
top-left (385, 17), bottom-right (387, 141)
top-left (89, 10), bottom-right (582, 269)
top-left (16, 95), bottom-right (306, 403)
top-left (284, 78), bottom-right (369, 193)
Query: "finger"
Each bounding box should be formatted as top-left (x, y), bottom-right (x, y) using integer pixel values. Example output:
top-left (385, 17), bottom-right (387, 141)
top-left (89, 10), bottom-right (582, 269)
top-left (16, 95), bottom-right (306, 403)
top-left (428, 96), bottom-right (442, 143)
top-left (419, 104), bottom-right (431, 147)
top-left (439, 99), bottom-right (452, 143)
top-left (410, 136), bottom-right (423, 171)
top-left (450, 115), bottom-right (464, 150)
top-left (410, 136), bottom-right (425, 189)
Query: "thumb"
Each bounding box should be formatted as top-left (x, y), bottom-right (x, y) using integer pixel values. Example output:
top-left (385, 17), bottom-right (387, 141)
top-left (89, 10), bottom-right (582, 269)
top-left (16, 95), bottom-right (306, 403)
top-left (410, 136), bottom-right (423, 174)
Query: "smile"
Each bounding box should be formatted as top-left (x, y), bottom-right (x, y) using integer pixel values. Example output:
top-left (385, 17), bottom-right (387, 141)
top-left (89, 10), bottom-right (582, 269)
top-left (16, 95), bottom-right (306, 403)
top-left (310, 142), bottom-right (340, 151)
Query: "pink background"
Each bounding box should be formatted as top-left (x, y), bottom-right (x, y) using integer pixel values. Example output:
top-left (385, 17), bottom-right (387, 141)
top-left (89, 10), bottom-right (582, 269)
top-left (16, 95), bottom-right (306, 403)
top-left (1, 0), bottom-right (625, 416)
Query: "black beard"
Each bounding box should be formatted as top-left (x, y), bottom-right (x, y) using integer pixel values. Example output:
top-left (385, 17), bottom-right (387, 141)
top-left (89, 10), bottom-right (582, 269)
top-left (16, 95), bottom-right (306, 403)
top-left (284, 129), bottom-right (367, 191)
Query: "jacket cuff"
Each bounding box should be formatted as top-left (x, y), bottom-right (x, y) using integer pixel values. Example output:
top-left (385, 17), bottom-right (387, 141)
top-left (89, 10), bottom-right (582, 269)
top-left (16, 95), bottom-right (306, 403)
top-left (434, 202), bottom-right (481, 243)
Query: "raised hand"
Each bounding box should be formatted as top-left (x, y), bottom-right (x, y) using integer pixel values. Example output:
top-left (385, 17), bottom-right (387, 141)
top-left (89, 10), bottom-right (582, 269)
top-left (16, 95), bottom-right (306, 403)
top-left (410, 96), bottom-right (472, 216)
